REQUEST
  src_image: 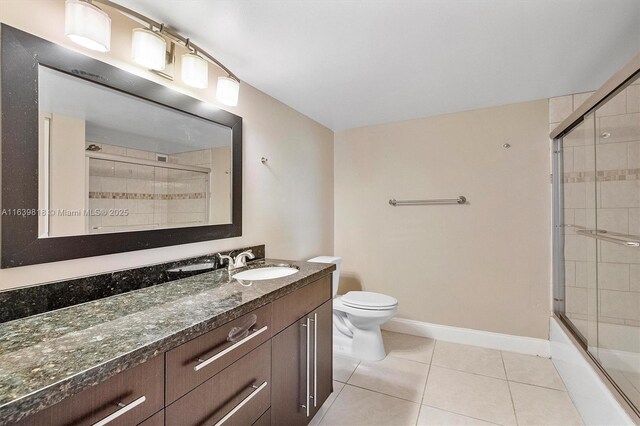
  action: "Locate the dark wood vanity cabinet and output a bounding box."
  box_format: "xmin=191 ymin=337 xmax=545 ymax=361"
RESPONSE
xmin=271 ymin=275 xmax=333 ymax=425
xmin=14 ymin=273 xmax=333 ymax=426
xmin=16 ymin=355 xmax=164 ymax=426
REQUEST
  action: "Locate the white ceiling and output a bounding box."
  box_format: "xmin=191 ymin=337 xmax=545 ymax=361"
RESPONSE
xmin=116 ymin=0 xmax=640 ymax=131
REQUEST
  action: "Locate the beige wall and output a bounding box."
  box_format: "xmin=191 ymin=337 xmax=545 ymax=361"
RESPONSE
xmin=0 ymin=0 xmax=334 ymax=290
xmin=335 ymin=100 xmax=551 ymax=339
xmin=48 ymin=114 xmax=87 ymax=236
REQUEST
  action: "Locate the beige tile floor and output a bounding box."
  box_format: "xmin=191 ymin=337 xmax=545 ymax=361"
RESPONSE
xmin=311 ymin=331 xmax=584 ymax=426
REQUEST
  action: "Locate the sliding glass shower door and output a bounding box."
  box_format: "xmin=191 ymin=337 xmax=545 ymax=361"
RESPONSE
xmin=556 ymin=73 xmax=640 ymax=412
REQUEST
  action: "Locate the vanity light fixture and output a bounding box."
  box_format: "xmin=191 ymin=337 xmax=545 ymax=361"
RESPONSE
xmin=64 ymin=0 xmax=111 ymax=52
xmin=64 ymin=0 xmax=241 ymax=104
xmin=131 ymin=28 xmax=167 ymax=71
xmin=182 ymin=52 xmax=209 ymax=89
xmin=132 ymin=28 xmax=167 ymax=71
xmin=216 ymin=76 xmax=240 ymax=107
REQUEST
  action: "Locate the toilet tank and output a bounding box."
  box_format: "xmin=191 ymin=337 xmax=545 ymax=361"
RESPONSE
xmin=307 ymin=256 xmax=342 ymax=297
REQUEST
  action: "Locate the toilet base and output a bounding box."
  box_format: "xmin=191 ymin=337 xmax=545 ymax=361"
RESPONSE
xmin=333 ymin=323 xmax=387 ymax=361
xmin=351 ymin=326 xmax=386 ymax=361
xmin=333 ymin=329 xmax=353 ymax=356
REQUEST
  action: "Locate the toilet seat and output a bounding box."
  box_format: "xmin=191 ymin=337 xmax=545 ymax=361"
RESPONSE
xmin=341 ymin=291 xmax=398 ymax=310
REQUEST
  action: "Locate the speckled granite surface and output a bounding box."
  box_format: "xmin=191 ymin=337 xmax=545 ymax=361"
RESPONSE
xmin=0 ymin=245 xmax=265 ymax=323
xmin=0 ymin=259 xmax=335 ymax=424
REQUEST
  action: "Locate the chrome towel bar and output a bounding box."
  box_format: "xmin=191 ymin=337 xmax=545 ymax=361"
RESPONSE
xmin=389 ymin=196 xmax=466 ymax=206
xmin=576 ymin=229 xmax=640 ymax=248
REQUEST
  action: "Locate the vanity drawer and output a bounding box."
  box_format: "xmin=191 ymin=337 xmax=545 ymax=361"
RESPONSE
xmin=253 ymin=408 xmax=271 ymax=426
xmin=272 ymin=274 xmax=332 ymax=333
xmin=166 ymin=341 xmax=271 ymax=426
xmin=17 ymin=355 xmax=164 ymax=426
xmin=138 ymin=410 xmax=164 ymax=426
xmin=165 ymin=303 xmax=272 ymax=403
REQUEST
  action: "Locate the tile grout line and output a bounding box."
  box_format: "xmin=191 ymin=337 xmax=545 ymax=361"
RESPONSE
xmin=343 ymin=382 xmax=424 ymax=405
xmin=420 ymin=339 xmax=511 ymax=426
xmin=345 ymin=359 xmax=360 ymax=383
xmin=313 ymin=382 xmax=347 ymax=425
xmin=500 ymin=350 xmax=520 ymax=426
xmin=430 ymin=363 xmax=508 ymax=381
xmin=419 ymin=403 xmax=504 ymax=426
xmin=414 ymin=340 xmax=437 ymax=425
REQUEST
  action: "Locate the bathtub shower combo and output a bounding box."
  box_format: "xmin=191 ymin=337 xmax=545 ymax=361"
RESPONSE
xmin=553 ymin=62 xmax=640 ymax=416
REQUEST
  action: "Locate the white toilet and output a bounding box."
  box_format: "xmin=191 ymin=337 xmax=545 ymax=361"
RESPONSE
xmin=308 ymin=256 xmax=398 ymax=361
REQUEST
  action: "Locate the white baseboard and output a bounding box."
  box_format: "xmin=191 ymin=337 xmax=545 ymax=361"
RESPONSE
xmin=381 ymin=317 xmax=551 ymax=357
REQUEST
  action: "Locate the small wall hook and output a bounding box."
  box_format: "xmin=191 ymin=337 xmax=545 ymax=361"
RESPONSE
xmin=261 ymin=157 xmax=268 ymax=164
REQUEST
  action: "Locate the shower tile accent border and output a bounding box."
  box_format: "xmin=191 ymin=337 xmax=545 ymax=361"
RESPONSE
xmin=88 ymin=191 xmax=207 ymax=200
xmin=0 ymin=245 xmax=265 ymax=324
xmin=564 ymin=168 xmax=640 ymax=183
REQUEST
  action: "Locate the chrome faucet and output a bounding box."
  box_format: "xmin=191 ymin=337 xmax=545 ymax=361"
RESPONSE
xmin=217 ymin=254 xmax=234 ymax=271
xmin=233 ymin=250 xmax=255 ymax=268
xmin=217 ymin=250 xmax=255 ymax=271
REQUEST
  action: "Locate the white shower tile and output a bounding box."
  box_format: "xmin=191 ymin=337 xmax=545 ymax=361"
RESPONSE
xmin=598 ymin=262 xmax=630 ymax=291
xmin=549 ymin=95 xmax=573 ymax=123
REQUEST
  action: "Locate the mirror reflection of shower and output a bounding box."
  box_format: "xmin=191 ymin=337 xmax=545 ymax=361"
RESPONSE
xmin=38 ymin=66 xmax=233 ymax=238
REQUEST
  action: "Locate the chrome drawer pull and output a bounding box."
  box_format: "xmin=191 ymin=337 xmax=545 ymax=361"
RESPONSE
xmin=92 ymin=395 xmax=146 ymax=426
xmin=213 ymin=381 xmax=268 ymax=426
xmin=194 ymin=326 xmax=268 ymax=371
xmin=313 ymin=312 xmax=318 ymax=408
xmin=301 ymin=317 xmax=311 ymax=417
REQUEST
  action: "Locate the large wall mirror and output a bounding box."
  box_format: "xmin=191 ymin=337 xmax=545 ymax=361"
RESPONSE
xmin=1 ymin=25 xmax=242 ymax=268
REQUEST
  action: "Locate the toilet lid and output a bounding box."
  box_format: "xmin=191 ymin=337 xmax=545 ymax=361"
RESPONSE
xmin=341 ymin=291 xmax=398 ymax=309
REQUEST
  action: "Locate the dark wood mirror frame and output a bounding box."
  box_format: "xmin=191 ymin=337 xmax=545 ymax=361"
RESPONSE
xmin=0 ymin=25 xmax=242 ymax=268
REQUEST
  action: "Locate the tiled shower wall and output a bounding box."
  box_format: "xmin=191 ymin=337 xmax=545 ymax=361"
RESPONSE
xmin=87 ymin=143 xmax=209 ymax=233
xmin=170 ymin=149 xmax=215 ymax=226
xmin=551 ymin=77 xmax=640 ymax=330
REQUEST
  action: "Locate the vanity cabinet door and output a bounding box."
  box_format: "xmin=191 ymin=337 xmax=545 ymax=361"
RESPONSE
xmin=309 ymin=299 xmax=333 ymax=420
xmin=271 ymin=318 xmax=310 ymax=426
xmin=271 ymin=299 xmax=333 ymax=426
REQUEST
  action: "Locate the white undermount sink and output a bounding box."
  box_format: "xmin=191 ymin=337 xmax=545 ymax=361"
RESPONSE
xmin=233 ymin=266 xmax=299 ymax=281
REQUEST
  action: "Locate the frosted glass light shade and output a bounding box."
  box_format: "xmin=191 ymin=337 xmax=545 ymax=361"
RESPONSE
xmin=181 ymin=53 xmax=209 ymax=88
xmin=216 ymin=76 xmax=240 ymax=106
xmin=131 ymin=28 xmax=166 ymax=71
xmin=65 ymin=0 xmax=111 ymax=52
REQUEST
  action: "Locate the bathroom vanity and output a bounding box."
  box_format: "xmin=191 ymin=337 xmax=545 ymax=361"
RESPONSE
xmin=0 ymin=25 xmax=335 ymax=426
xmin=0 ymin=258 xmax=335 ymax=426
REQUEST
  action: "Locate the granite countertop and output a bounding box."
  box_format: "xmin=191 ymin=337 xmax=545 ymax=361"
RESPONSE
xmin=0 ymin=259 xmax=335 ymax=424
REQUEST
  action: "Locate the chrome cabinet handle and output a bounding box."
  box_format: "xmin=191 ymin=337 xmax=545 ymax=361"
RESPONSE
xmin=213 ymin=381 xmax=268 ymax=426
xmin=576 ymin=229 xmax=640 ymax=247
xmin=92 ymin=395 xmax=146 ymax=426
xmin=313 ymin=312 xmax=318 ymax=408
xmin=301 ymin=317 xmax=311 ymax=417
xmin=194 ymin=326 xmax=268 ymax=371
